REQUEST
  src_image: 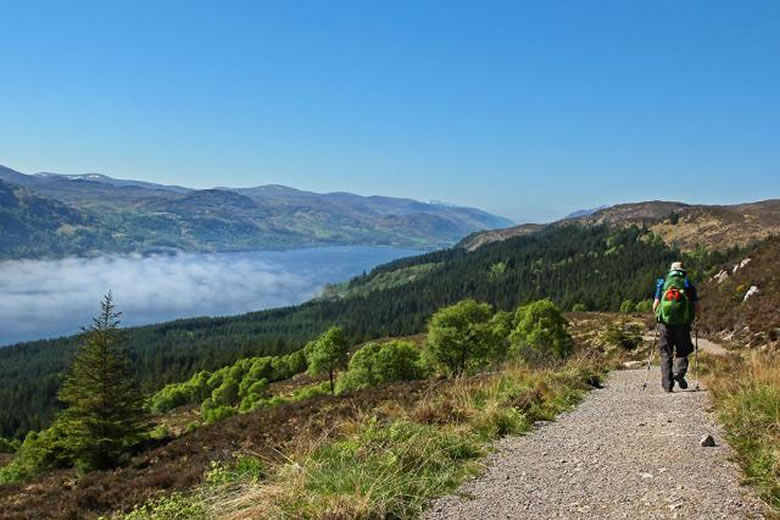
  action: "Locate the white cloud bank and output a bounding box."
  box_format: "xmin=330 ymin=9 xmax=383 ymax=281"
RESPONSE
xmin=0 ymin=247 xmax=418 ymax=346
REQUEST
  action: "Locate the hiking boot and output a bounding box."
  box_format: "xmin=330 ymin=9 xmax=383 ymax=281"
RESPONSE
xmin=674 ymin=373 xmax=688 ymax=390
xmin=664 ymin=387 xmax=674 ymax=393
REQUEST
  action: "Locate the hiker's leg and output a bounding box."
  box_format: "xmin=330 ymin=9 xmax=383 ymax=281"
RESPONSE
xmin=658 ymin=324 xmax=674 ymax=391
xmin=673 ymin=326 xmax=693 ymax=377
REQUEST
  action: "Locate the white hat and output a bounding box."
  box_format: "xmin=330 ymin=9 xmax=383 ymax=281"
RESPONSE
xmin=670 ymin=261 xmax=685 ymax=272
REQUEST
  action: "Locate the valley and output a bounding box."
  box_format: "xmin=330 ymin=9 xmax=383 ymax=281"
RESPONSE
xmin=0 ymin=196 xmax=777 ymax=519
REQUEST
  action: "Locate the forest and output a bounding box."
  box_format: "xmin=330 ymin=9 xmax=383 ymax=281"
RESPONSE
xmin=0 ymin=223 xmax=735 ymax=438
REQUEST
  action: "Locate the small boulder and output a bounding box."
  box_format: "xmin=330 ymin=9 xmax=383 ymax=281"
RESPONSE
xmin=700 ymin=434 xmax=716 ymax=447
xmin=743 ymin=285 xmax=759 ymax=302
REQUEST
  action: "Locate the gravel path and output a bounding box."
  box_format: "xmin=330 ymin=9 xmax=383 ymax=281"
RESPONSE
xmin=425 ymin=367 xmax=770 ymax=520
xmin=642 ymin=333 xmax=729 ymax=356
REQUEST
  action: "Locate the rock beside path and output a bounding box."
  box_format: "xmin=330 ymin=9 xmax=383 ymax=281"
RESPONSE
xmin=425 ymin=368 xmax=769 ymax=520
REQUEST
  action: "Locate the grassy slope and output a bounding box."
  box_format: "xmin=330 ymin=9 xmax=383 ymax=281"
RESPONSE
xmin=113 ymin=361 xmax=608 ymax=520
xmin=0 ymin=314 xmax=621 ymax=520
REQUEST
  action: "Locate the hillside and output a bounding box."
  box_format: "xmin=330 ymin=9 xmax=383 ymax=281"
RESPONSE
xmin=0 ymin=223 xmax=684 ymax=438
xmin=698 ymin=235 xmax=780 ymax=348
xmin=0 ymin=165 xmax=513 ymax=258
xmin=459 ymin=199 xmax=780 ymax=252
xmin=0 ymin=180 xmax=122 ymax=259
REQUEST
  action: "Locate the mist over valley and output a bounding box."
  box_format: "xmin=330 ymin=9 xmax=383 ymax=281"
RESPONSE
xmin=0 ymin=246 xmax=420 ymax=346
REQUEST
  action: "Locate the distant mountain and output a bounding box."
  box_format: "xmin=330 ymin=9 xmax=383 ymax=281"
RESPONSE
xmin=459 ymin=200 xmax=780 ymax=252
xmin=564 ymin=205 xmax=609 ymax=219
xmin=0 ymin=165 xmax=513 ymax=259
xmin=34 ymin=172 xmax=190 ymax=193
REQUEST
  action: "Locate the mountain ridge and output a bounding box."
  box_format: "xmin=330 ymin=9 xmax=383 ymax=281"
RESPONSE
xmin=0 ymin=165 xmax=514 ymax=259
xmin=459 ymin=199 xmax=780 ymax=252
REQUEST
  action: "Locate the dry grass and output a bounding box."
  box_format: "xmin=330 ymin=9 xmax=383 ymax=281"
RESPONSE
xmin=705 ymin=352 xmax=780 ymax=515
xmin=199 ymin=360 xmax=604 ymax=520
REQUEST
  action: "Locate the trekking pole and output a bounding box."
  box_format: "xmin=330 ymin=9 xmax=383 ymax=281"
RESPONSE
xmin=642 ymin=323 xmax=658 ymax=391
xmin=693 ymin=322 xmax=700 ymax=391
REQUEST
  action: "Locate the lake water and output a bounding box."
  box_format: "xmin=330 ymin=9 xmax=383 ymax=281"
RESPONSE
xmin=0 ymin=246 xmax=422 ymax=346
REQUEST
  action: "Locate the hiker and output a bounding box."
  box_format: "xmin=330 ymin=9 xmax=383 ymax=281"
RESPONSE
xmin=653 ymin=261 xmax=700 ymax=392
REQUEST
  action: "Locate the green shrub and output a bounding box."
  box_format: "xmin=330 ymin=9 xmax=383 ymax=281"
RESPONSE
xmin=239 ymin=379 xmax=270 ymax=412
xmin=634 ymin=299 xmax=653 ymax=312
xmin=290 ymin=381 xmax=331 ymax=402
xmin=0 ymin=419 xmax=72 ymax=484
xmin=571 ymin=303 xmax=587 ymax=312
xmin=148 ymin=349 xmax=311 ymax=415
xmin=0 ymin=437 xmax=20 ymax=454
xmin=425 ymin=299 xmax=502 ymax=377
xmin=620 ymin=299 xmax=635 ymax=313
xmin=510 ymin=299 xmax=573 ymax=364
xmin=202 ymin=406 xmax=236 ymax=425
xmin=211 ymin=378 xmax=239 ymax=407
xmin=338 ymin=341 xmax=424 ymax=394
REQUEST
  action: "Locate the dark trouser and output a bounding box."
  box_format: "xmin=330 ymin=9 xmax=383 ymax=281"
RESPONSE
xmin=658 ymin=323 xmax=694 ymax=390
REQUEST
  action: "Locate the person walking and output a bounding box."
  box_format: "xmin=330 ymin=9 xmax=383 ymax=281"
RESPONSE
xmin=653 ymin=261 xmax=700 ymax=392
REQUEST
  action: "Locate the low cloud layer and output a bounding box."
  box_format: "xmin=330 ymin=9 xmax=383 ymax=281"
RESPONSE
xmin=0 ymin=247 xmax=418 ymax=346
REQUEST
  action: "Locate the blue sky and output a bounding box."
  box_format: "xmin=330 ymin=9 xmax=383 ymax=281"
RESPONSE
xmin=1 ymin=0 xmax=778 ymax=222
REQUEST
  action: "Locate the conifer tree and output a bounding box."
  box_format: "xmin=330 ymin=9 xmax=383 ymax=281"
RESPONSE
xmin=58 ymin=293 xmax=146 ymax=470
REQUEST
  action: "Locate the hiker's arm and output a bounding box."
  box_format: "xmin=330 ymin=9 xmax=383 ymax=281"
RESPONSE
xmin=652 ymin=298 xmax=660 ymax=313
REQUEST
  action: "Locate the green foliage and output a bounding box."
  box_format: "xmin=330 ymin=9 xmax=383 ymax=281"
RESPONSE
xmin=0 ymin=437 xmax=20 ymax=454
xmin=425 ymin=299 xmax=502 ymax=377
xmin=211 ymin=378 xmax=239 ymax=407
xmin=634 ymin=299 xmax=653 ymax=312
xmin=571 ymin=303 xmax=588 ymax=312
xmin=149 ymin=350 xmax=308 ymax=415
xmin=337 ymin=341 xmax=424 ymax=394
xmin=149 ymin=425 xmax=171 ymax=441
xmin=510 ymin=299 xmax=573 ymax=364
xmin=305 ymin=326 xmax=349 ymax=394
xmin=121 ymin=491 xmax=207 ymax=520
xmin=0 ymin=419 xmax=72 ymax=484
xmin=204 ymin=455 xmax=265 ymax=486
xmin=201 ymin=404 xmax=236 ymax=425
xmin=239 ymin=379 xmax=270 ymax=412
xmin=620 ymin=299 xmax=635 ymax=313
xmin=58 ymin=294 xmax=147 ymax=471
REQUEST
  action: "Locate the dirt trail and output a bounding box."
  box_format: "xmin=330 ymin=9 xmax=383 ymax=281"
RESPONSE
xmin=426 ymin=364 xmax=769 ymax=519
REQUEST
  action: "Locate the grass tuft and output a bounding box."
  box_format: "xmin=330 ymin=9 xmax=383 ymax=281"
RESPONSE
xmin=706 ymin=352 xmax=780 ymax=515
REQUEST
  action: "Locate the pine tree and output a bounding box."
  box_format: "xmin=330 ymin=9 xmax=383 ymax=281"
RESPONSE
xmin=58 ymin=293 xmax=147 ymax=470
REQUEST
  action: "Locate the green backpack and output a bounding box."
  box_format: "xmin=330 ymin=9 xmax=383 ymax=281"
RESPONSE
xmin=656 ymin=272 xmax=694 ymax=326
